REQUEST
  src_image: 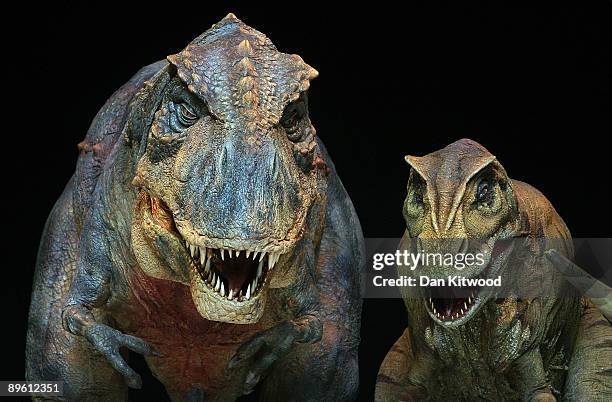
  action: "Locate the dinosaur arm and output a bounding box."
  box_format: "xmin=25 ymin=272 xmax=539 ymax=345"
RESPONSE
xmin=61 ymin=206 xmax=158 ymax=389
xmin=291 ymin=313 xmax=323 ymax=343
xmin=62 ymin=219 xmax=113 ymax=332
xmin=376 ymin=328 xmax=434 ymax=401
xmin=514 ymin=348 xmax=557 ymax=402
xmin=228 ymin=288 xmax=323 ymax=369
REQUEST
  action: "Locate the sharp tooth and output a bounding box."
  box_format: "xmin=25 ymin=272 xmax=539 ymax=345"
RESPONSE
xmin=204 ymin=257 xmax=211 ymax=275
xmin=433 ymin=307 xmax=437 ymax=315
xmin=220 ymin=281 xmax=225 ymax=296
xmin=252 ymin=277 xmax=258 ymax=291
xmin=229 ymin=289 xmax=234 ymax=300
xmin=269 ymin=253 xmax=277 ymax=269
xmin=229 ymin=249 xmax=233 ymax=258
xmin=252 ymin=251 xmax=258 ymax=260
xmin=246 ymin=250 xmax=251 ymax=258
xmin=200 ymin=250 xmax=206 ymax=266
xmin=214 ymin=277 xmax=221 ymax=292
xmin=257 ymin=259 xmax=264 ymax=279
xmin=246 ymin=284 xmax=251 ymax=300
xmin=189 ymin=244 xmax=196 ymax=257
xmin=464 ymin=302 xmax=468 ymax=310
xmin=259 ymin=252 xmax=265 ymax=262
xmin=468 ymin=296 xmax=473 ymax=304
xmin=236 ymin=250 xmax=240 ymax=257
xmin=460 ymin=308 xmax=464 ymax=315
xmin=221 ymin=249 xmax=225 ymax=261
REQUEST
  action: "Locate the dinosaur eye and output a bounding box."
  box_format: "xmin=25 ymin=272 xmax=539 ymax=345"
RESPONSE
xmin=404 ymin=173 xmax=426 ymax=220
xmin=475 ymin=178 xmax=494 ymax=206
xmin=409 ymin=174 xmax=426 ymax=204
xmin=413 ymin=185 xmax=425 ymax=205
xmin=281 ymin=98 xmax=306 ymax=141
xmin=177 ymin=103 xmax=199 ymax=127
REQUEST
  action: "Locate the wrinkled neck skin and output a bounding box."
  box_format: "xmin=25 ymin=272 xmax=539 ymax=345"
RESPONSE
xmin=77 ymin=136 xmax=328 ymax=324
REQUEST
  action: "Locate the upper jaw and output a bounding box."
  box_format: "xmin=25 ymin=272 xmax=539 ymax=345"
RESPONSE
xmin=174 ymin=217 xmax=304 ymax=256
xmin=183 ymin=239 xmax=283 ymax=303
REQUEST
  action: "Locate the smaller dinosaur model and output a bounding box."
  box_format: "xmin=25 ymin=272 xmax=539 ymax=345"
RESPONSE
xmin=376 ymin=139 xmax=611 ymax=401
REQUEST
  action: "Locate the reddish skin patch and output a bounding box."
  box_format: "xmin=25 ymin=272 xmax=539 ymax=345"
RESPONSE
xmin=113 ymin=269 xmax=270 ymax=396
xmin=312 ymin=155 xmax=330 ymax=175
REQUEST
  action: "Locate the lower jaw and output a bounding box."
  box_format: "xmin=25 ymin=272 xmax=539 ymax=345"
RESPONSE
xmin=426 ymin=291 xmax=487 ymax=327
xmin=189 ymin=262 xmax=268 ymax=324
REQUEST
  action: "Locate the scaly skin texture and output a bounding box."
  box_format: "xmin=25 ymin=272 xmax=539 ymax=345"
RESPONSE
xmin=26 ymin=14 xmax=364 ymax=401
xmin=376 ymin=139 xmax=611 ymax=401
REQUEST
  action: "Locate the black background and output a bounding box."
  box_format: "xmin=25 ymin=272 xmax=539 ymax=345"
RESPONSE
xmin=5 ymin=2 xmax=611 ymax=401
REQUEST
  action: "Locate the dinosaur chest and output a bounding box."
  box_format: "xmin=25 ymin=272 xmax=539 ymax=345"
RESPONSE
xmin=423 ymin=320 xmax=529 ymax=400
xmin=432 ymin=366 xmax=519 ymax=401
xmin=109 ymin=270 xmax=274 ymax=394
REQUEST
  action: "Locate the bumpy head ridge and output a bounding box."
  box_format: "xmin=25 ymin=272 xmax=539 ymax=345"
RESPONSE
xmin=167 ymin=13 xmax=318 ymax=134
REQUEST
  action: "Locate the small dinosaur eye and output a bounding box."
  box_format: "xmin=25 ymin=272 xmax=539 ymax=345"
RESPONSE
xmin=413 ymin=186 xmax=425 ymax=205
xmin=476 ymin=179 xmax=494 ymax=206
xmin=177 ymin=103 xmax=199 ymax=126
xmin=281 ymin=98 xmax=306 ymax=141
xmin=284 ymin=109 xmax=299 ymax=132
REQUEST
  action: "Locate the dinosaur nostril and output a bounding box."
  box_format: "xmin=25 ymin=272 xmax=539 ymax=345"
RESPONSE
xmin=272 ymin=152 xmax=279 ymax=181
xmin=218 ymin=144 xmax=227 ymax=170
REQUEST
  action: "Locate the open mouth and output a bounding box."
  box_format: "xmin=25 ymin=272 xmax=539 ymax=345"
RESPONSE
xmin=422 ymin=239 xmax=516 ymax=326
xmin=426 ymin=287 xmax=480 ymax=323
xmin=184 ymin=241 xmax=282 ymax=302
xmin=138 ymin=191 xmax=301 ymax=323
xmin=141 ymin=192 xmax=286 ymax=303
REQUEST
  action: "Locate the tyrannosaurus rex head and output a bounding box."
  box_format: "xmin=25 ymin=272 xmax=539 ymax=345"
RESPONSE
xmin=401 ymin=139 xmax=519 ymax=327
xmin=125 ymin=14 xmax=323 ymax=324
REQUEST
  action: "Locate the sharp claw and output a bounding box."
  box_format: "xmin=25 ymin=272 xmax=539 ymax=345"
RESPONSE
xmin=245 ymin=371 xmax=260 ymax=389
xmin=228 ymin=355 xmax=241 ymax=369
xmin=126 ymin=374 xmax=142 ymax=389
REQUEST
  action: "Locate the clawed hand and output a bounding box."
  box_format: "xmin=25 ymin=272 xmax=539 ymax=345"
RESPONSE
xmin=83 ymin=323 xmax=160 ymax=389
xmin=228 ymin=321 xmax=299 ymax=394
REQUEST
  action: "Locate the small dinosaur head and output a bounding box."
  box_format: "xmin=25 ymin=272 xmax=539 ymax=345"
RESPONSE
xmin=126 ymin=14 xmax=323 ymax=324
xmin=402 ymin=139 xmax=519 ymax=327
